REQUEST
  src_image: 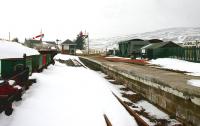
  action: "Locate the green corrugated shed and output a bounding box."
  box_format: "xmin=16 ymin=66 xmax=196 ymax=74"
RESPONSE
xmin=141 ymin=41 xmax=182 ymax=59
xmin=119 ymin=39 xmax=149 ymax=57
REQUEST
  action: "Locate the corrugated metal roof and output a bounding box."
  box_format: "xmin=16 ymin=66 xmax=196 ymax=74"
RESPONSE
xmin=118 ymin=39 xmax=144 ymax=44
xmin=141 ymin=44 xmax=153 ymax=49
xmin=119 ymin=39 xmax=149 ymax=45
xmin=148 ymin=39 xmax=163 ymax=43
xmin=141 ymin=41 xmax=179 ymax=49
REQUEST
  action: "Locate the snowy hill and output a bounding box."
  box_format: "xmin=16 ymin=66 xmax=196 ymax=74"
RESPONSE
xmin=90 ymin=27 xmax=200 ymax=50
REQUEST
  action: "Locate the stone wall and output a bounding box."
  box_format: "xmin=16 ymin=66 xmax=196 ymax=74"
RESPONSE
xmin=80 ymin=57 xmax=200 ymax=126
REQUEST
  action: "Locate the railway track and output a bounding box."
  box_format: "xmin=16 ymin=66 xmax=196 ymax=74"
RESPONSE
xmin=104 ymin=114 xmax=112 ymax=126
xmin=112 ymin=92 xmax=149 ymax=126
xmin=56 ymin=58 xmax=87 ymax=68
xmin=103 ymin=92 xmax=149 ymax=126
xmin=100 ymin=71 xmax=183 ymax=126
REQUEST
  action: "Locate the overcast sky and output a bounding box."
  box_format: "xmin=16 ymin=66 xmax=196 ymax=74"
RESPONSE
xmin=0 ymin=0 xmax=200 ymax=42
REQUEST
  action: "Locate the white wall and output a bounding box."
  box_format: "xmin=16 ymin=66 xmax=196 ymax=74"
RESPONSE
xmin=63 ymin=45 xmax=69 ymax=50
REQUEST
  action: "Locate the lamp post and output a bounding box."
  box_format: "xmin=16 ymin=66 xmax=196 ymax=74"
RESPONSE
xmin=56 ymin=39 xmax=61 ymax=51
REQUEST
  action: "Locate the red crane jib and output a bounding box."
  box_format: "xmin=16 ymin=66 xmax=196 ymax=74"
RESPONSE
xmin=33 ymin=34 xmax=44 ymax=39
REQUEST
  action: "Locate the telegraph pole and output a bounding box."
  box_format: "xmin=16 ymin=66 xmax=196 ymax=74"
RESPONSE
xmin=9 ymin=32 xmax=10 ymax=41
xmin=87 ymin=32 xmax=89 ymax=55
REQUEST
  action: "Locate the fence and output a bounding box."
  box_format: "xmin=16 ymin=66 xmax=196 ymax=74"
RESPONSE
xmin=153 ymin=47 xmax=200 ymax=62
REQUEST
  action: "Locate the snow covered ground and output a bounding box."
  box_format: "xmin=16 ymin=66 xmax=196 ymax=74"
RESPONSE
xmin=0 ymin=54 xmax=137 ymax=126
xmin=0 ymin=40 xmax=39 ymax=59
xmin=187 ymin=79 xmax=200 ymax=87
xmin=149 ymin=58 xmax=200 ymax=88
xmin=149 ymin=58 xmax=200 ymax=76
xmin=134 ymin=100 xmax=169 ymax=119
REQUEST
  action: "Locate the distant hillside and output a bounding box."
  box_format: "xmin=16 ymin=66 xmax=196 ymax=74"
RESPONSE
xmin=90 ymin=27 xmax=200 ymax=49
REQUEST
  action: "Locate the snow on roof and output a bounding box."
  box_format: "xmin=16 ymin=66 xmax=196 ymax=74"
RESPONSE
xmin=0 ymin=40 xmax=39 ymax=59
xmin=142 ymin=41 xmax=181 ymax=50
xmin=141 ymin=44 xmax=152 ymax=49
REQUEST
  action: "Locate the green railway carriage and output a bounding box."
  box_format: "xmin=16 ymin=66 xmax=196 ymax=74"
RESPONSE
xmin=26 ymin=57 xmax=32 ymax=75
xmin=0 ymin=51 xmax=57 ymax=79
xmin=32 ymin=53 xmax=53 ymax=72
xmin=0 ymin=57 xmax=32 ymax=79
xmin=31 ymin=55 xmax=43 ymax=72
xmin=31 ymin=55 xmax=38 ymax=72
xmin=46 ymin=54 xmax=51 ymax=65
xmin=39 ymin=50 xmax=57 ymax=64
xmin=42 ymin=54 xmax=47 ymax=67
xmin=38 ymin=55 xmax=43 ymax=70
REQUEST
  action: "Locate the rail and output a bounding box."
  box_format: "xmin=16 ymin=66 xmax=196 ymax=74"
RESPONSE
xmin=112 ymin=92 xmax=149 ymax=126
xmin=103 ymin=114 xmax=112 ymax=126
